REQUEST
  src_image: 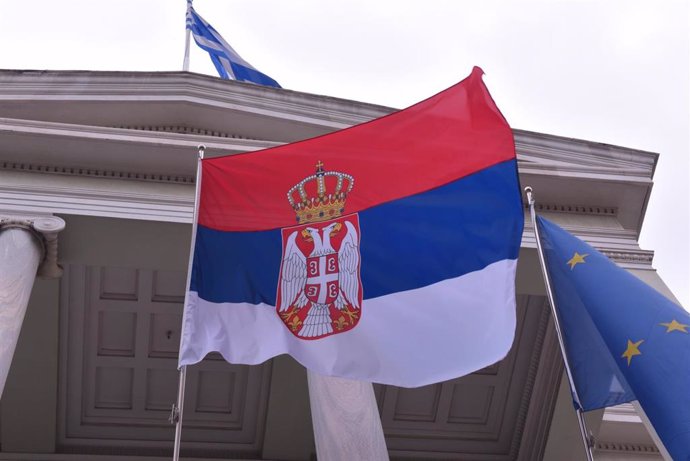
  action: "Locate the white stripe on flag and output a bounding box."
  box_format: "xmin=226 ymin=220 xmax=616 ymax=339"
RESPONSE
xmin=179 ymin=258 xmax=517 ymax=387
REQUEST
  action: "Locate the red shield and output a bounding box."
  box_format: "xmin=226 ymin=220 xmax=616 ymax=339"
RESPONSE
xmin=276 ymin=213 xmax=362 ymax=340
xmin=305 ymin=253 xmax=340 ymax=304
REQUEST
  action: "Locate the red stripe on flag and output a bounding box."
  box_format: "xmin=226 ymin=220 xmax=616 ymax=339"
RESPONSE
xmin=199 ymin=67 xmax=515 ymax=232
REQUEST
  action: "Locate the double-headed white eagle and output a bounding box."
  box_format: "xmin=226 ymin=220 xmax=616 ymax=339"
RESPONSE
xmin=279 ymin=220 xmax=360 ymax=338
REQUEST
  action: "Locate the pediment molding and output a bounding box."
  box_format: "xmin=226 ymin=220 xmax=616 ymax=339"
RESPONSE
xmin=2 ymin=159 xmax=196 ymax=185
xmin=0 ymin=116 xmax=657 ymax=187
xmin=114 ymin=124 xmax=258 ymax=140
xmin=595 ymin=441 xmax=660 ymax=454
xmin=0 ymin=116 xmax=278 ymax=154
xmin=0 ymin=70 xmax=658 ymax=261
xmin=0 ymin=70 xmax=392 ymax=135
xmin=530 ymin=202 xmax=618 ymax=217
xmin=0 ymin=170 xmax=193 ymax=223
xmin=522 ymin=223 xmax=654 ymax=268
xmin=0 ymin=70 xmax=658 ymax=181
xmin=515 ymin=130 xmax=657 ymax=182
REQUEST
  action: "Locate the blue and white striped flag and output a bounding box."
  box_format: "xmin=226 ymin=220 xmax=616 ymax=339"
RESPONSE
xmin=185 ymin=2 xmax=281 ymax=88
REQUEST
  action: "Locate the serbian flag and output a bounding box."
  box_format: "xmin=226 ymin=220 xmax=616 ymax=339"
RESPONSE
xmin=178 ymin=67 xmax=523 ymax=387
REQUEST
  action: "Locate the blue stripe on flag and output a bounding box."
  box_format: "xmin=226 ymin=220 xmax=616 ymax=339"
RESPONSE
xmin=230 ymin=62 xmax=284 ymax=88
xmin=191 ymin=159 xmax=521 ymax=304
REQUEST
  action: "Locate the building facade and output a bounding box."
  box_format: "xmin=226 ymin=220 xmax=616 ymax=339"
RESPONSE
xmin=0 ymin=70 xmax=675 ymax=460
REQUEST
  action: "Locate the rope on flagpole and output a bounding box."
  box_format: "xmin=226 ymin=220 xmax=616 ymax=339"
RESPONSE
xmin=525 ymin=186 xmax=596 ymax=461
xmin=170 ymin=144 xmax=205 ymax=461
xmin=183 ymin=0 xmax=192 ymax=71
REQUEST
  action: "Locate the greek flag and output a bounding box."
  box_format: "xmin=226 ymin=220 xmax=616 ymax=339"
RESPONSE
xmin=185 ymin=2 xmax=281 ymax=88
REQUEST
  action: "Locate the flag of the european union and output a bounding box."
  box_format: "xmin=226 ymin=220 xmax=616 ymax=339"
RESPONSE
xmin=537 ymin=216 xmax=690 ymax=459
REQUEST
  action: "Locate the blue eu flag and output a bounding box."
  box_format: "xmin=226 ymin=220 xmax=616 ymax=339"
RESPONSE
xmin=537 ymin=216 xmax=690 ymax=459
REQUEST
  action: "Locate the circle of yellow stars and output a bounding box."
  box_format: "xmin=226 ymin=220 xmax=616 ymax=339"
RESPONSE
xmin=621 ymin=320 xmax=688 ymax=366
xmin=566 ymin=250 xmax=689 ymax=367
xmin=567 ymin=251 xmax=588 ymax=269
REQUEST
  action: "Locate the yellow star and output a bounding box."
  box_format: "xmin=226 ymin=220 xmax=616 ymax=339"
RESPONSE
xmin=622 ymin=339 xmax=644 ymax=366
xmin=659 ymin=319 xmax=689 ymax=333
xmin=567 ymin=252 xmax=589 ymax=269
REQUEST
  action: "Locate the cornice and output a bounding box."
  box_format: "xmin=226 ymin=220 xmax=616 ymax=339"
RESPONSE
xmin=595 ymin=441 xmax=660 ymax=454
xmin=522 ymin=222 xmax=655 ymax=268
xmin=114 ymin=124 xmax=258 ymax=140
xmin=530 ymin=202 xmax=617 ymax=217
xmin=1 ymin=160 xmax=195 ymax=185
xmin=0 ymin=170 xmax=193 ymax=223
xmin=0 ymin=116 xmax=658 ymax=186
xmin=0 ymin=70 xmax=658 ymax=245
xmin=0 ymin=70 xmax=660 ymax=178
xmin=602 ymin=251 xmax=654 ymax=265
xmin=0 ymin=70 xmax=392 ymax=129
xmin=0 ymin=117 xmax=278 ymax=154
xmin=515 ymin=130 xmax=657 ymax=180
xmin=603 ymin=403 xmax=641 ymax=422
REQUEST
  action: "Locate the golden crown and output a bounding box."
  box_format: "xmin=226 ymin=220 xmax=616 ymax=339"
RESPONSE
xmin=287 ymin=161 xmax=354 ymax=224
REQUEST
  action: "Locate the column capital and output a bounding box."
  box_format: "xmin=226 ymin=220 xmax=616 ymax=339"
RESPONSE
xmin=0 ymin=213 xmax=66 ymax=278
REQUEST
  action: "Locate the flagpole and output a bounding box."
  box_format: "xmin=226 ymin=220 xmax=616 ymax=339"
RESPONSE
xmin=525 ymin=186 xmax=596 ymax=461
xmin=170 ymin=144 xmax=205 ymax=461
xmin=183 ymin=0 xmax=192 ymax=71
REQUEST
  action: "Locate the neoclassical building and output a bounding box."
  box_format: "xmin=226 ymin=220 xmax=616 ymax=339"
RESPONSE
xmin=0 ymin=70 xmax=676 ymax=460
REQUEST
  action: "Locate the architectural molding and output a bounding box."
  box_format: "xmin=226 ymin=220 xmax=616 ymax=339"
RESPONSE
xmin=594 ymin=403 xmax=665 ymax=459
xmin=1 ymin=159 xmax=196 ymax=185
xmin=0 ymin=76 xmax=658 ymax=237
xmin=115 ymin=124 xmax=257 ymax=140
xmin=0 ymin=116 xmax=657 ymax=179
xmin=603 ymin=403 xmax=642 ymax=423
xmin=0 ymin=116 xmax=278 ymax=172
xmin=529 ymin=202 xmax=617 ymax=217
xmin=601 ymin=251 xmax=654 ymax=265
xmin=596 ymin=441 xmax=660 ymax=454
xmin=0 ymin=70 xmax=392 ymax=135
xmin=0 ymin=116 xmax=280 ymax=151
xmin=515 ymin=299 xmax=563 ymax=460
xmin=0 ymin=172 xmax=193 ymax=223
xmin=515 ymin=130 xmax=657 ymax=182
xmin=522 ymin=224 xmax=655 ymax=269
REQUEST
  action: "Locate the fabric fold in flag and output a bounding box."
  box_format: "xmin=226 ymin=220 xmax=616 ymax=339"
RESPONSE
xmin=537 ymin=216 xmax=690 ymax=459
xmin=186 ymin=3 xmax=280 ymax=87
xmin=179 ymin=67 xmax=523 ymax=388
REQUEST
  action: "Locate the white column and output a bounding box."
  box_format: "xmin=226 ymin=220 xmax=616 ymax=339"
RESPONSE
xmin=307 ymin=370 xmax=389 ymax=461
xmin=0 ymin=215 xmax=65 ymax=398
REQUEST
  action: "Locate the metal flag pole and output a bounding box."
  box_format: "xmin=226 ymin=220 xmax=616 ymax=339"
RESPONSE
xmin=183 ymin=0 xmax=192 ymax=71
xmin=525 ymin=186 xmax=595 ymax=461
xmin=170 ymin=144 xmax=205 ymax=461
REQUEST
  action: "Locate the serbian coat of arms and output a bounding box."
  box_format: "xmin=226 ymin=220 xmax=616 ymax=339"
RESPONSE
xmin=276 ymin=161 xmax=363 ymax=339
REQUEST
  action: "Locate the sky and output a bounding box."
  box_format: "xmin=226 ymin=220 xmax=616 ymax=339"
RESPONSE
xmin=0 ymin=0 xmax=688 ymax=306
